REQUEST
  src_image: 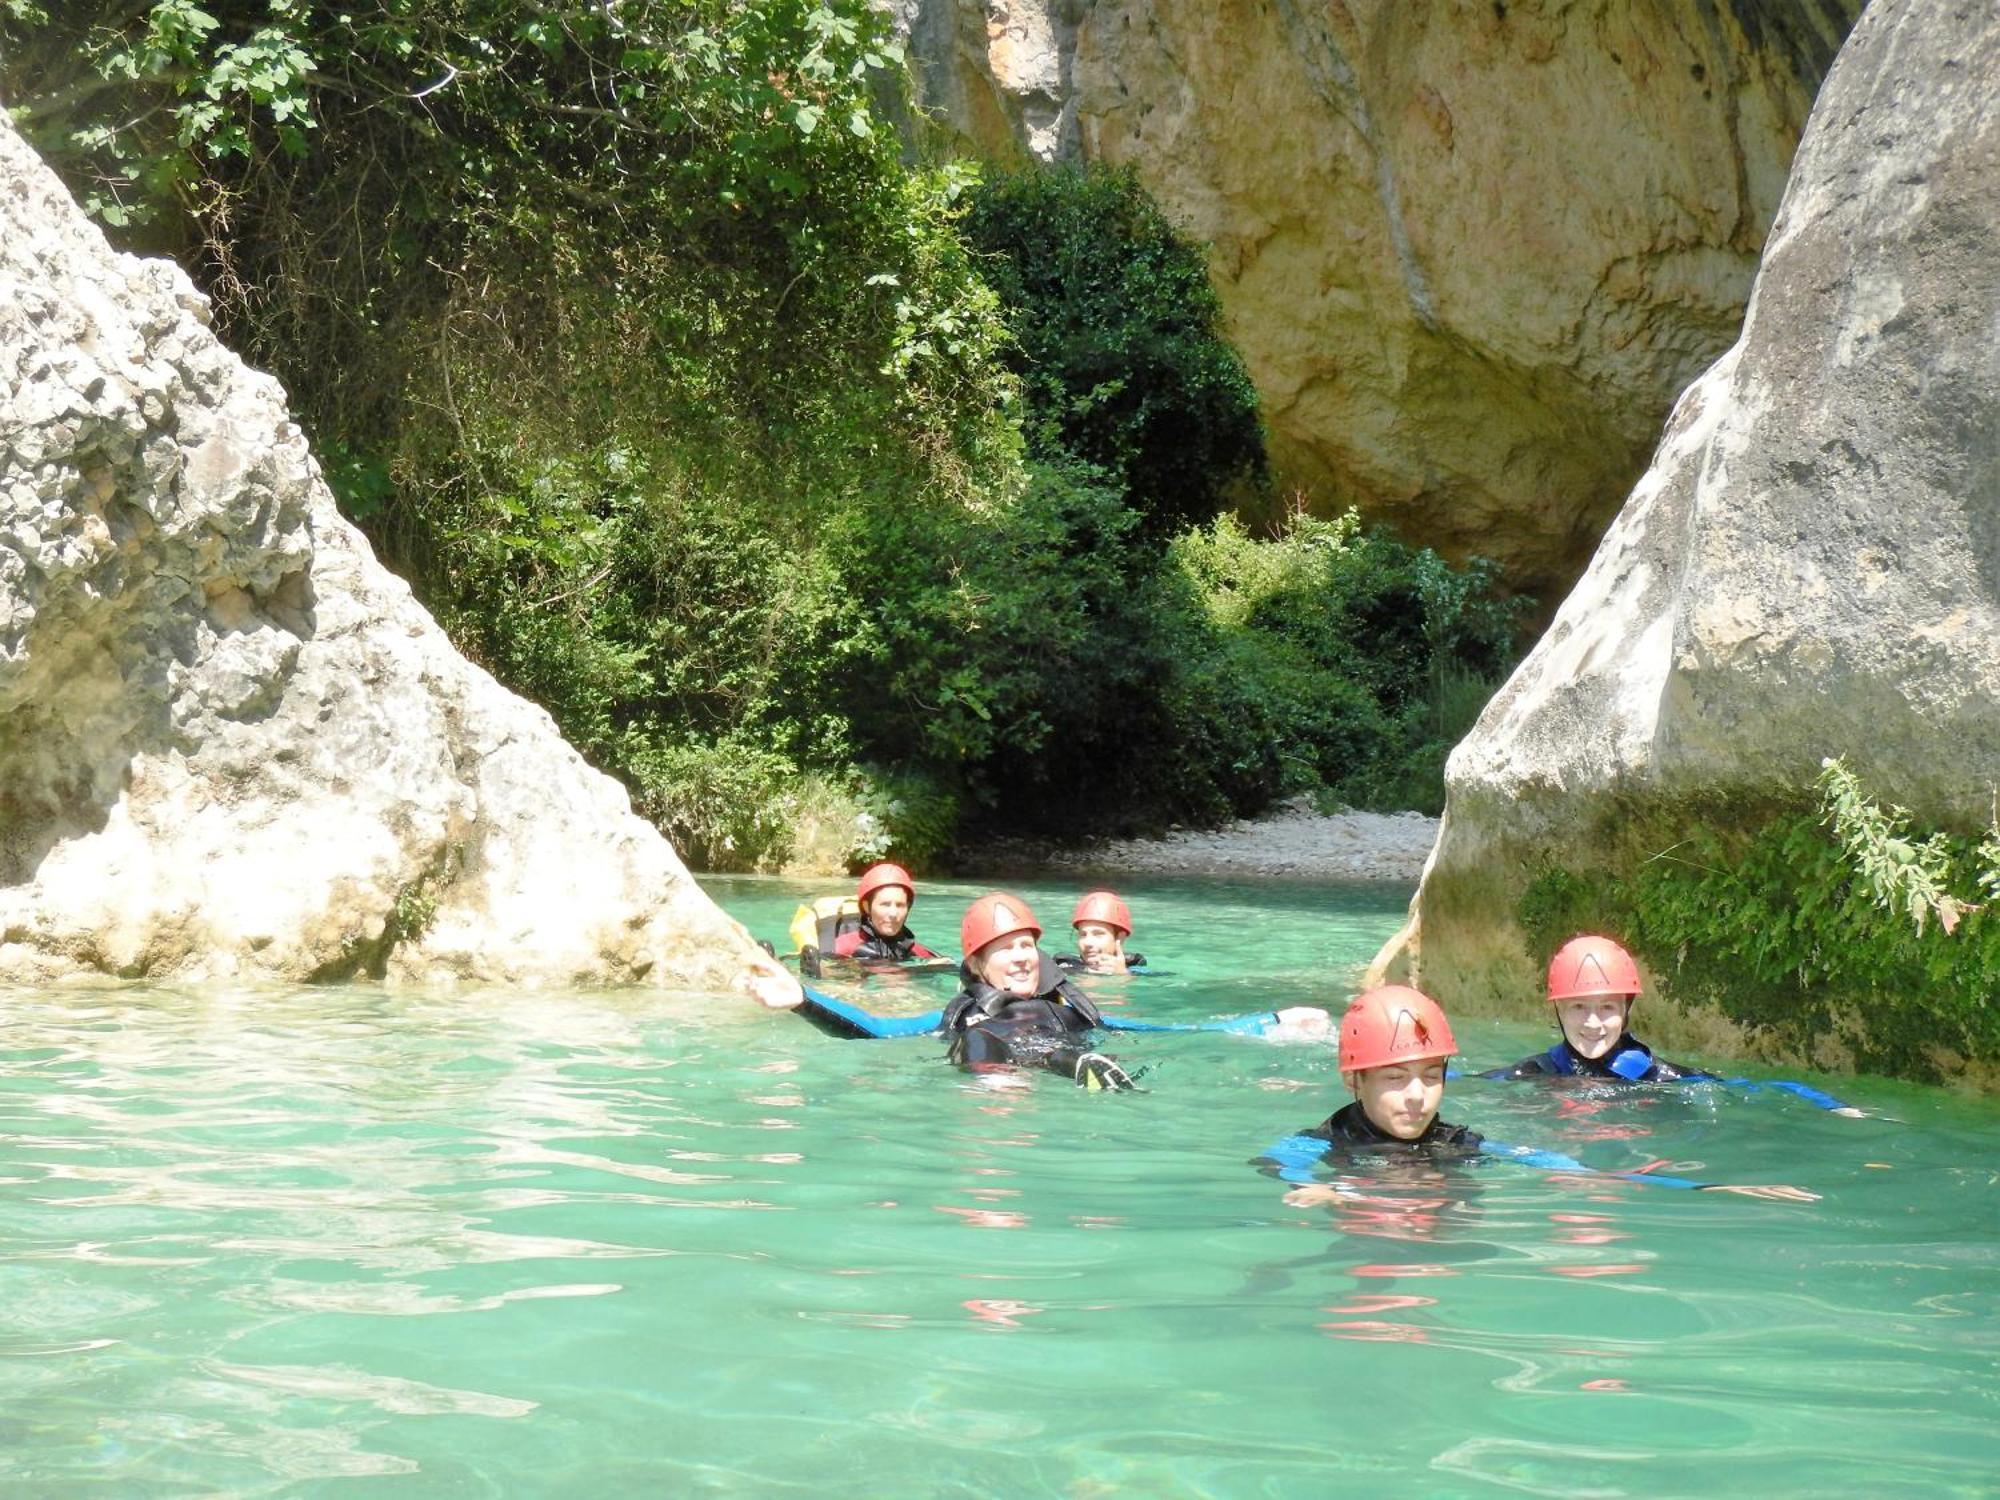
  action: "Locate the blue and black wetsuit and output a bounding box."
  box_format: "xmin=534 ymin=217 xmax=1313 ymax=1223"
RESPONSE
xmin=1265 ymin=1102 xmax=1486 ymax=1175
xmin=788 ymin=953 xmax=1305 ymax=1088
xmin=1261 ymin=1102 xmax=1720 ymax=1191
xmin=1480 ymin=1035 xmax=1705 ymax=1084
xmin=1477 ymin=1035 xmax=1856 ymax=1112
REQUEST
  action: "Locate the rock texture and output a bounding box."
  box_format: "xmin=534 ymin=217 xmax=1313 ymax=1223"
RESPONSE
xmin=1380 ymin=0 xmax=2000 ymax=1048
xmin=893 ymin=0 xmax=1859 ymax=595
xmin=0 ymin=116 xmax=758 ymax=988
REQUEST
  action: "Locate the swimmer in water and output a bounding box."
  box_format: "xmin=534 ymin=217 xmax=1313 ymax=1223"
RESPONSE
xmin=1055 ymin=889 xmax=1145 ymax=975
xmin=1261 ymin=986 xmax=1820 ymax=1202
xmin=741 ymin=891 xmax=1332 ymax=1089
xmin=1478 ymin=934 xmax=1864 ymax=1114
xmin=831 ymin=862 xmax=940 ymax=964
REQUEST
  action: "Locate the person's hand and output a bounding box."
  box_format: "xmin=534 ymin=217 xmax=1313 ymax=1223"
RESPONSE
xmin=1268 ymin=1006 xmax=1333 ymax=1042
xmin=1283 ymin=1184 xmax=1344 ymax=1208
xmin=1703 ymin=1183 xmax=1820 ymax=1203
xmin=739 ymin=952 xmax=805 ymax=1010
xmin=1831 ymin=1106 xmax=1868 ymax=1119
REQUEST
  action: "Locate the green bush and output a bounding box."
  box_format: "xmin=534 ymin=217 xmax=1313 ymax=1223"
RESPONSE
xmin=964 ymin=163 xmax=1266 ymax=537
xmin=1166 ymin=512 xmax=1522 ymax=815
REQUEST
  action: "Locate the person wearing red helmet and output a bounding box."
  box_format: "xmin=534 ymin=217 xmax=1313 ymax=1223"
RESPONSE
xmin=1478 ymin=935 xmax=1704 ymax=1083
xmin=1477 ymin=934 xmax=1866 ymax=1114
xmin=740 ymin=890 xmax=1333 ymax=1086
xmin=1261 ymin=986 xmax=1819 ymax=1201
xmin=1055 ymin=890 xmax=1146 ymax=976
xmin=831 ymin=862 xmax=940 ymax=965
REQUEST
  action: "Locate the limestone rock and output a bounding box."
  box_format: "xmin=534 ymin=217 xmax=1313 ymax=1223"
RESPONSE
xmin=1385 ymin=0 xmax=2000 ymax=1054
xmin=892 ymin=0 xmax=1858 ymax=594
xmin=0 ymin=116 xmax=758 ymax=988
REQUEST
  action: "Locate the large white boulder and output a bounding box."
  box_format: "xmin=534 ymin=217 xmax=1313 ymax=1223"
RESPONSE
xmin=0 ymin=115 xmax=758 ymax=988
xmin=1385 ymin=0 xmax=2000 ymax=1058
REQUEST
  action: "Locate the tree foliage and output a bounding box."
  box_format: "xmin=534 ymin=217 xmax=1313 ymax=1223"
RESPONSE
xmin=964 ymin=164 xmax=1266 ymax=538
xmin=4 ymin=4 xmax=1522 ymax=868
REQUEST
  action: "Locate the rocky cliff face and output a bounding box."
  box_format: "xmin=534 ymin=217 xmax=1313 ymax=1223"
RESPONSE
xmin=0 ymin=117 xmax=757 ymax=988
xmin=1382 ymin=0 xmax=2000 ymax=1066
xmin=892 ymin=0 xmax=1858 ymax=594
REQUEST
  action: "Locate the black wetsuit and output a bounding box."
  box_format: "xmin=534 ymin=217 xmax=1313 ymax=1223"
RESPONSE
xmin=1479 ymin=1035 xmax=1706 ymax=1084
xmin=941 ymin=954 xmax=1130 ymax=1086
xmin=832 ymin=920 xmax=938 ymax=964
xmin=1298 ymin=1103 xmax=1485 ymax=1164
xmin=1265 ymin=1105 xmax=1727 ymax=1191
xmin=1053 ymin=951 xmax=1147 ymax=974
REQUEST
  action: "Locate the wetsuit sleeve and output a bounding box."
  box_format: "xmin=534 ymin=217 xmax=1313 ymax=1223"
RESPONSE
xmin=1257 ymin=1133 xmax=1334 ymax=1185
xmin=1477 ymin=1138 xmax=1708 ymax=1190
xmin=1098 ymin=1012 xmax=1283 ymax=1037
xmin=793 ymin=986 xmax=943 ymax=1040
xmin=910 ymin=942 xmax=940 ymax=959
xmin=1705 ymin=1074 xmax=1859 ymax=1111
xmin=830 ymin=930 xmax=864 ymax=958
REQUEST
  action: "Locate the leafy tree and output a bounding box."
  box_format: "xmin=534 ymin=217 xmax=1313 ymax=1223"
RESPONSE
xmin=964 ymin=163 xmax=1266 ymax=538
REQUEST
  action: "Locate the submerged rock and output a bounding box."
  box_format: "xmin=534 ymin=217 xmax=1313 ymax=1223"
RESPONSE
xmin=890 ymin=0 xmax=1858 ymax=594
xmin=0 ymin=117 xmax=757 ymax=988
xmin=1384 ymin=0 xmax=2000 ymax=1072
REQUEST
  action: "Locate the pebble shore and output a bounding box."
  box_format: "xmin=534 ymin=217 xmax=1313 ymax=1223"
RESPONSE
xmin=1014 ymin=800 xmax=1440 ymax=884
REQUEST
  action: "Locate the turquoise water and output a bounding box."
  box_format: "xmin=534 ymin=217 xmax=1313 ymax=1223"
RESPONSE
xmin=2 ymin=874 xmax=1994 ymax=1496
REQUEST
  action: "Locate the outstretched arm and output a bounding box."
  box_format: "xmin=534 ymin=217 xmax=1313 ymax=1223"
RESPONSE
xmin=1478 ymin=1139 xmax=1819 ymax=1201
xmin=1255 ymin=1133 xmax=1335 ymax=1186
xmin=738 ymin=953 xmax=941 ymax=1039
xmin=1712 ymin=1075 xmax=1868 ymax=1117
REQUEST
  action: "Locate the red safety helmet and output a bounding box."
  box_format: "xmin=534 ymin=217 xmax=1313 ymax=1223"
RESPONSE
xmin=1338 ymin=985 xmax=1458 ymax=1073
xmin=856 ymin=862 xmax=914 ymax=910
xmin=1070 ymin=890 xmax=1132 ymax=936
xmin=960 ymin=892 xmax=1041 ymax=957
xmin=1546 ymin=935 xmax=1642 ymax=1003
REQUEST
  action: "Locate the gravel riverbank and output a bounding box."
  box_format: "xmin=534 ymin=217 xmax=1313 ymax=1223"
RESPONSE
xmin=980 ymin=800 xmax=1440 ymax=884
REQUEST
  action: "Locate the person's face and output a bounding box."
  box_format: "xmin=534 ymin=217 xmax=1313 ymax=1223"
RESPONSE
xmin=1349 ymin=1059 xmax=1447 ymax=1140
xmin=975 ymin=931 xmax=1041 ymax=996
xmin=1555 ymin=995 xmax=1632 ymax=1060
xmin=1073 ymin=920 xmax=1126 ymax=971
xmin=865 ymin=886 xmax=910 ymax=937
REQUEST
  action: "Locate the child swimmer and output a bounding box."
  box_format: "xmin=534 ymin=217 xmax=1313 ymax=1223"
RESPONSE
xmin=1480 ymin=934 xmax=1864 ymax=1115
xmin=832 ymin=862 xmax=941 ymax=964
xmin=1055 ymin=890 xmax=1148 ymax=975
xmin=1263 ymin=986 xmax=1819 ymax=1203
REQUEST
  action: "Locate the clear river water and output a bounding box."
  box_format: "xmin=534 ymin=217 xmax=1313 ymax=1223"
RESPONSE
xmin=2 ymin=873 xmax=1994 ymax=1496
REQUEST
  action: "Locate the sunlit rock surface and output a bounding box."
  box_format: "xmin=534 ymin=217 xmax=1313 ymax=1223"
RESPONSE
xmin=1384 ymin=0 xmax=2000 ymax=1060
xmin=891 ymin=0 xmax=1858 ymax=594
xmin=0 ymin=116 xmax=756 ymax=987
